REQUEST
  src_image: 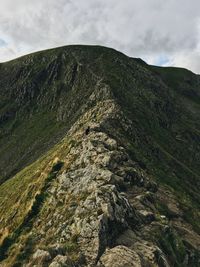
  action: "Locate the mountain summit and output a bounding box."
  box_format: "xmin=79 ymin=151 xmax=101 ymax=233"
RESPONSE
xmin=0 ymin=45 xmax=199 ymax=266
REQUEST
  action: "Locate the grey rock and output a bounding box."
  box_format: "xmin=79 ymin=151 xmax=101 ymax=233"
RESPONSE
xmin=32 ymin=249 xmax=51 ymax=265
xmin=49 ymin=255 xmax=68 ymax=267
xmin=97 ymin=245 xmax=141 ymax=267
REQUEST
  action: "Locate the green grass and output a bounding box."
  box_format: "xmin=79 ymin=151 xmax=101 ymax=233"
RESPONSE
xmin=0 ymin=161 xmax=63 ymax=261
xmin=158 ymin=228 xmax=186 ymax=267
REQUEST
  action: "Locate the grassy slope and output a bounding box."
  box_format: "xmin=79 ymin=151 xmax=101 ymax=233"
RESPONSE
xmin=0 ymin=134 xmax=77 ymax=265
xmin=0 ymin=45 xmax=106 ymax=184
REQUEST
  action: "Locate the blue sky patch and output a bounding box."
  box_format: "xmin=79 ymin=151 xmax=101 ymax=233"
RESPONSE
xmin=0 ymin=38 xmax=7 ymax=47
xmin=155 ymin=55 xmax=170 ymax=66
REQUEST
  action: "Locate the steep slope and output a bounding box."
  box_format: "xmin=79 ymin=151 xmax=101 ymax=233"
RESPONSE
xmin=0 ymin=45 xmax=199 ymax=267
xmin=0 ymin=46 xmax=111 ymax=184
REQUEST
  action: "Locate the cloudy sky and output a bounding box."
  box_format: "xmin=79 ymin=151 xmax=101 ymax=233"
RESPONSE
xmin=0 ymin=0 xmax=200 ymax=73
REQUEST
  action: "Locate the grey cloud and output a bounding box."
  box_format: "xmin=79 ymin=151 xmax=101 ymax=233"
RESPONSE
xmin=0 ymin=0 xmax=200 ymax=73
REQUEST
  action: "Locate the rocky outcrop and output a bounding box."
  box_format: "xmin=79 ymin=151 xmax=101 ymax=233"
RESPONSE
xmin=6 ymin=100 xmax=194 ymax=267
xmin=31 ymin=249 xmax=51 ymax=266
xmin=97 ymin=246 xmax=142 ymax=267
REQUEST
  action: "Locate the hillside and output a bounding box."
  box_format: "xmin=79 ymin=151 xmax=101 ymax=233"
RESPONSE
xmin=0 ymin=45 xmax=199 ymax=267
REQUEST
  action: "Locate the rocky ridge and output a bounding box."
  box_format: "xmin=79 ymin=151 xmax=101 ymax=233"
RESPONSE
xmin=0 ymin=45 xmax=199 ymax=266
xmin=1 ymin=98 xmax=198 ymax=267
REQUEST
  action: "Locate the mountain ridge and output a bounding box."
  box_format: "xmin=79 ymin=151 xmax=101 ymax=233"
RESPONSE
xmin=0 ymin=45 xmax=199 ymax=266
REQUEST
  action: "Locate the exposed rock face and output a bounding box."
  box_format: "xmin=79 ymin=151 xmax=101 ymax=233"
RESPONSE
xmin=97 ymin=246 xmax=142 ymax=267
xmin=0 ymin=45 xmax=200 ymax=266
xmin=49 ymin=255 xmax=69 ymax=267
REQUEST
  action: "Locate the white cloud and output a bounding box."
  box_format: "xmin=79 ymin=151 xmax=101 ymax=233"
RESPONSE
xmin=168 ymin=51 xmax=200 ymax=73
xmin=0 ymin=0 xmax=200 ymax=73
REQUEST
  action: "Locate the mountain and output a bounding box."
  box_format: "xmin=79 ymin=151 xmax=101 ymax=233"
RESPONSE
xmin=0 ymin=45 xmax=199 ymax=267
